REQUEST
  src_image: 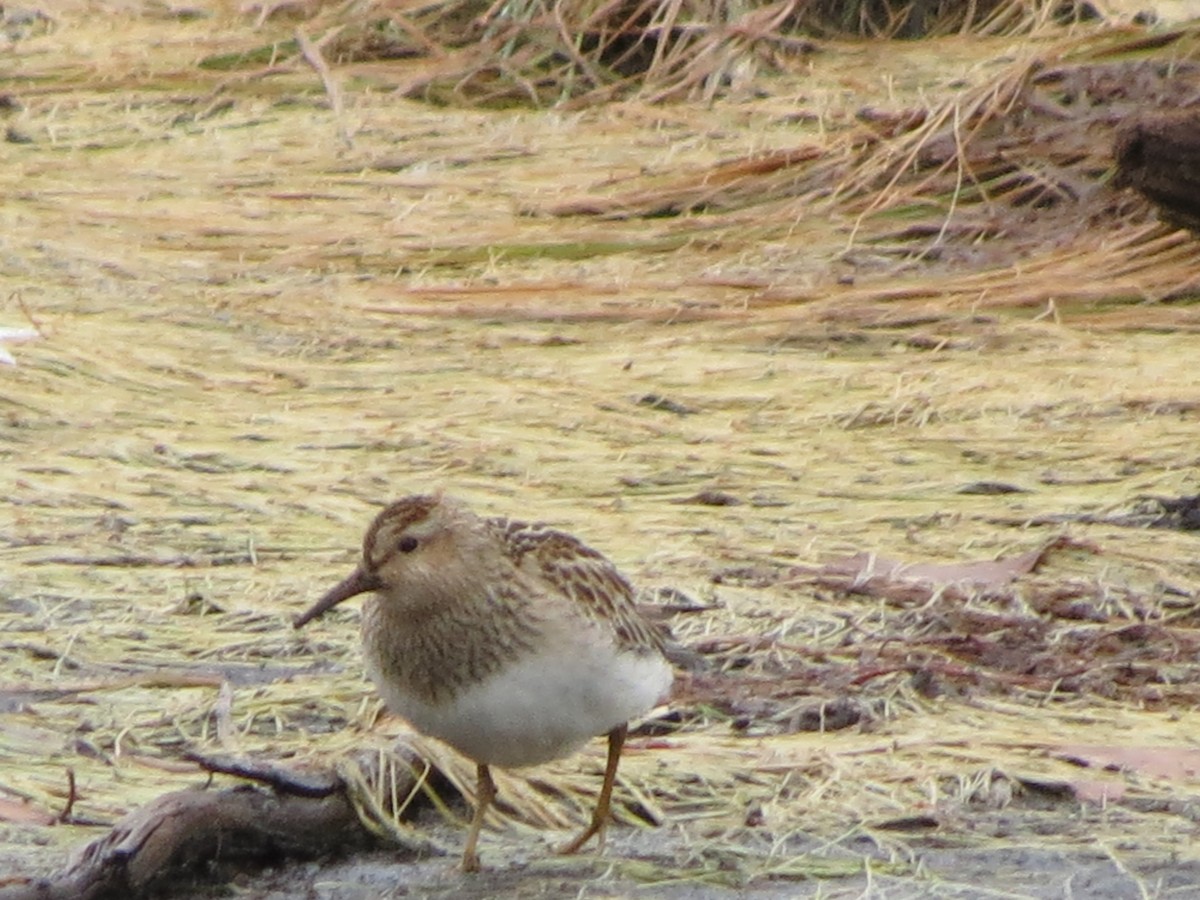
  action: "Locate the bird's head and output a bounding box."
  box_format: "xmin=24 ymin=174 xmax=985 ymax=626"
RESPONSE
xmin=293 ymin=493 xmax=482 ymax=628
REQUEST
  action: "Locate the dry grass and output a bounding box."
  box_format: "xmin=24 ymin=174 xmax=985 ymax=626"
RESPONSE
xmin=2 ymin=0 xmax=1200 ymax=891
xmin=248 ymin=0 xmax=1123 ymax=107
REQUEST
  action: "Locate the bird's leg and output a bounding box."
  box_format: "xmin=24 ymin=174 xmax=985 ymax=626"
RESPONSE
xmin=462 ymin=763 xmax=496 ymax=873
xmin=559 ymin=723 xmax=627 ymax=855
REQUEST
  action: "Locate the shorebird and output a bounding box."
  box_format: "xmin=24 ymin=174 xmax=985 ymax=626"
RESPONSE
xmin=294 ymin=493 xmax=672 ymax=871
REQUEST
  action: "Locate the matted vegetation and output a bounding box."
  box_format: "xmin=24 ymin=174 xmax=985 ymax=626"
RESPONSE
xmin=2 ymin=0 xmax=1199 ymax=896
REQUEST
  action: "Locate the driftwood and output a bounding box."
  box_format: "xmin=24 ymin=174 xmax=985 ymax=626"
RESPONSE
xmin=1114 ymin=109 xmax=1200 ymax=234
xmin=0 ymin=750 xmax=434 ymax=900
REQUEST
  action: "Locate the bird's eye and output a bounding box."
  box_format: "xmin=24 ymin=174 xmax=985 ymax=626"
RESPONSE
xmin=398 ymin=535 xmax=419 ymax=553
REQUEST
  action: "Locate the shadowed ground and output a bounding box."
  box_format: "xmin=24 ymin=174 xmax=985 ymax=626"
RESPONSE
xmin=2 ymin=3 xmax=1200 ymax=898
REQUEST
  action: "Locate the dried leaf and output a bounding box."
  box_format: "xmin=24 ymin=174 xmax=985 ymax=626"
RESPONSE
xmin=1054 ymin=744 xmax=1200 ymax=782
xmin=0 ymin=796 xmax=56 ymax=826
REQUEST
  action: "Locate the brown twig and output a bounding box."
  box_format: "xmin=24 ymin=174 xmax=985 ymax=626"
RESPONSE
xmin=0 ymin=750 xmax=431 ymax=900
xmin=56 ymin=770 xmax=76 ymax=825
xmin=181 ymin=750 xmax=341 ymax=798
xmin=295 ymin=27 xmax=352 ymax=148
xmin=12 ymin=291 xmax=45 ymax=337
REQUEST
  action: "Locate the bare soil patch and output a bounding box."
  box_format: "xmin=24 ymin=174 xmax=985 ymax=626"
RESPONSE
xmin=2 ymin=3 xmax=1200 ymax=898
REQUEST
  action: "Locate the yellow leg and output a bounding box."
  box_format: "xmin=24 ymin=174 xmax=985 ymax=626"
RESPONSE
xmin=461 ymin=763 xmax=495 ymax=873
xmin=559 ymin=724 xmax=627 ymax=855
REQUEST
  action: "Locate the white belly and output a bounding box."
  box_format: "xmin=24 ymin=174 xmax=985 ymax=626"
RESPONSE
xmin=367 ymin=643 xmax=672 ymax=768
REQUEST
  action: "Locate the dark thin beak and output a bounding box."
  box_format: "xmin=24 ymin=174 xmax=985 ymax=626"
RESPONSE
xmin=293 ymin=566 xmax=382 ymax=629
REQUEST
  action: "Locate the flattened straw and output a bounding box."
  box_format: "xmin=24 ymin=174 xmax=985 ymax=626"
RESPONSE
xmin=335 ymin=750 xmax=443 ymax=852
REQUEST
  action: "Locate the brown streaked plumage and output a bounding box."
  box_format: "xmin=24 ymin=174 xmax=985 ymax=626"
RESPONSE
xmin=294 ymin=493 xmax=672 ymax=872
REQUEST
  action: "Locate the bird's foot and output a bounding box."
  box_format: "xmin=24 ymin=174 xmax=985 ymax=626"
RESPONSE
xmin=557 ymin=818 xmax=607 ymax=856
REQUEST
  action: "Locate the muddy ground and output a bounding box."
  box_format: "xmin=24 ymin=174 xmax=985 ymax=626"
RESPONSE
xmin=3 ymin=3 xmax=1200 ymax=898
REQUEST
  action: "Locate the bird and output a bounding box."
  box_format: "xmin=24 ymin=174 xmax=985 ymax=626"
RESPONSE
xmin=293 ymin=493 xmax=673 ymax=872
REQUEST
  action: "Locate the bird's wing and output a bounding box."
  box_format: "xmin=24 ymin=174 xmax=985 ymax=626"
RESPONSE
xmin=490 ymin=517 xmax=666 ymax=656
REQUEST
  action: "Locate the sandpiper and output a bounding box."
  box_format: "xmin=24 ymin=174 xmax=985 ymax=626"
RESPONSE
xmin=294 ymin=493 xmax=672 ymax=871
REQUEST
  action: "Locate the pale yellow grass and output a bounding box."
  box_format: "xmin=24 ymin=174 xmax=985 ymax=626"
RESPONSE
xmin=2 ymin=0 xmax=1199 ymax=885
